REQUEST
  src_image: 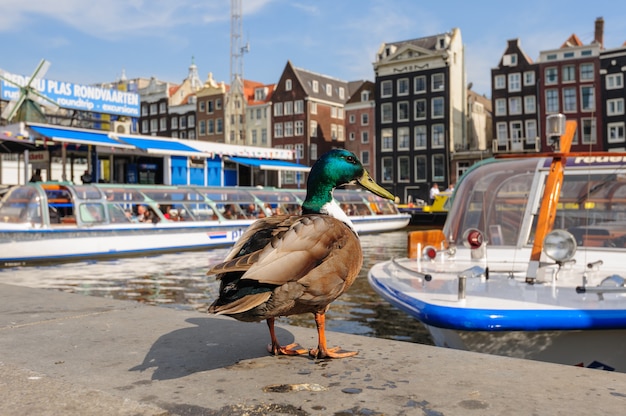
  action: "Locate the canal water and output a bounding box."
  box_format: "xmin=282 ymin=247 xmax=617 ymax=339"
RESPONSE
xmin=2 ymin=227 xmax=433 ymax=346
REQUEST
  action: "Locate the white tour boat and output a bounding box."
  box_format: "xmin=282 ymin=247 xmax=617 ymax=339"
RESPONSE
xmin=369 ymin=117 xmax=626 ymax=372
xmin=0 ymin=183 xmax=409 ymax=267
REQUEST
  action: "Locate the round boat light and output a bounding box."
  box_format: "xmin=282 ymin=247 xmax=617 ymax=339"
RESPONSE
xmin=422 ymin=245 xmax=437 ymax=260
xmin=462 ymin=228 xmax=484 ymax=249
xmin=543 ymin=229 xmax=577 ymax=262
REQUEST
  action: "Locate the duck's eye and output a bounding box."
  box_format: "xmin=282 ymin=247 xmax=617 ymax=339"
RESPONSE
xmin=345 ymin=156 xmax=356 ymax=164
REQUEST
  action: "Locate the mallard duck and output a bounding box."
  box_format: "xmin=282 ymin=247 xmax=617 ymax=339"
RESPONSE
xmin=208 ymin=149 xmax=395 ymax=358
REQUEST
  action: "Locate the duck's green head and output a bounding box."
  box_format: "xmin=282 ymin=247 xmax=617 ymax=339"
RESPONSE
xmin=302 ymin=149 xmax=395 ymax=214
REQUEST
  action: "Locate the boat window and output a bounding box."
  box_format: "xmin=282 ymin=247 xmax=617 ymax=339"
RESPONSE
xmin=0 ymin=186 xmax=43 ymax=225
xmin=79 ymin=203 xmax=106 ymax=224
xmin=102 ymin=188 xmax=146 ymax=202
xmin=73 ymin=185 xmax=103 ymax=200
xmin=444 ymin=158 xmax=539 ymax=246
xmin=107 ymin=203 xmax=133 ymax=224
xmin=550 ymin=170 xmax=626 ymax=248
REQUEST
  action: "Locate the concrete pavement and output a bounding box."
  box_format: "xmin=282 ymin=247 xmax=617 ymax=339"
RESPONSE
xmin=1 ymin=282 xmax=625 ymax=415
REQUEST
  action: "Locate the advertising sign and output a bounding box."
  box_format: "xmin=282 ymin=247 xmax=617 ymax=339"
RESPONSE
xmin=1 ymin=73 xmax=140 ymax=117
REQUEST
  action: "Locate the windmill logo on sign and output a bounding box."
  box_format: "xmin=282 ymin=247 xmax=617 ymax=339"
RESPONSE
xmin=0 ymin=59 xmax=59 ymax=123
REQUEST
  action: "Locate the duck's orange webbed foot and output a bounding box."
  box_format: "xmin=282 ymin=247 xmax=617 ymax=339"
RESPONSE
xmin=309 ymin=346 xmax=358 ymax=359
xmin=266 ymin=317 xmax=308 ymax=356
xmin=267 ymin=342 xmax=308 ymax=356
xmin=310 ymin=312 xmax=359 ymax=359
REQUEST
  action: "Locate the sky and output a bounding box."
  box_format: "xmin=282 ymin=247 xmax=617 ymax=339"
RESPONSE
xmin=1 ymin=0 xmax=626 ymax=99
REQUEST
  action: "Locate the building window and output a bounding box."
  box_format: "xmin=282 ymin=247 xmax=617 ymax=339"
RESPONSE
xmin=158 ymin=117 xmax=166 ymax=131
xmin=397 ymin=78 xmax=409 ymax=96
xmin=150 ymin=119 xmax=158 ymax=132
xmin=414 ymin=75 xmax=426 ymax=93
xmin=397 ymin=101 xmax=409 ymax=121
xmin=581 ymin=86 xmax=595 ymax=111
xmin=607 ymin=98 xmax=625 ymax=116
xmin=284 ymin=101 xmax=293 ymax=115
xmin=510 ymin=121 xmax=522 ymax=139
xmin=310 ymin=143 xmax=318 ymax=160
xmin=198 ymin=121 xmax=206 ymax=136
xmin=580 ymin=63 xmax=594 ymax=80
xmin=431 ymin=97 xmax=444 ymax=118
xmin=141 ymin=120 xmax=148 ymax=133
xmin=361 ymin=131 xmax=369 ymax=143
xmin=545 ymin=67 xmax=558 ymax=85
xmin=216 ymin=98 xmax=222 ymax=110
xmin=330 ymin=107 xmax=337 ymax=118
xmin=415 ymin=155 xmax=427 ymax=181
xmin=432 ymin=124 xmax=445 ymax=148
xmin=508 ymin=97 xmax=522 ymax=115
xmin=295 ymin=120 xmax=304 ymax=136
xmin=310 ymin=121 xmax=317 ymax=137
xmin=494 ymin=75 xmax=505 ymax=89
xmin=349 ymin=114 xmax=356 ymax=124
xmin=523 ymin=71 xmax=535 ymax=86
xmin=159 ymin=102 xmax=166 ymax=114
xmin=274 ymin=102 xmax=283 ymax=116
xmin=381 ymin=103 xmax=393 ymax=123
xmin=208 ymin=119 xmax=214 ymax=134
xmin=361 ymin=151 xmax=370 ymax=165
xmin=397 ymin=127 xmax=410 ymax=150
xmin=312 ymin=80 xmax=319 ymax=93
xmin=199 ymin=101 xmax=205 ymax=112
xmin=607 ymin=73 xmax=624 ymax=90
xmin=326 ymin=84 xmax=332 ymax=96
xmin=546 ymin=89 xmax=559 ymax=113
xmin=581 ymin=118 xmax=596 ymax=144
xmin=361 ymin=113 xmax=369 ymax=125
xmin=261 ymin=128 xmax=267 ymax=145
xmin=141 ymin=105 xmax=148 ymax=116
xmin=216 ymin=118 xmax=223 ymax=133
xmin=525 ymin=120 xmax=537 ymax=144
xmin=381 ymin=128 xmax=393 ymax=151
xmin=398 ymin=156 xmax=410 ymax=182
xmin=149 ymin=103 xmax=157 ymax=115
xmin=432 ymin=154 xmax=445 ymax=181
xmin=284 ymin=122 xmax=293 ymax=137
xmin=414 ymin=125 xmax=427 ymax=149
xmin=188 ymin=115 xmax=195 ymax=128
xmin=285 ymin=79 xmax=292 ymax=90
xmin=608 ymin=122 xmax=625 ymax=143
xmin=171 ymin=116 xmax=178 ymax=129
xmin=562 ymin=88 xmax=577 ymax=112
xmin=274 ymin=122 xmax=283 ymax=138
xmin=432 ymin=73 xmax=445 ymax=91
xmin=524 ymin=96 xmax=536 ymax=114
xmin=295 ymin=144 xmax=304 ymax=159
xmin=508 ymin=73 xmax=521 ymax=92
xmin=382 ymin=157 xmax=393 ymax=182
xmin=496 ymin=122 xmax=507 ymax=142
xmin=207 ymin=100 xmax=214 ymax=113
xmin=381 ymin=80 xmax=393 ymax=97
xmin=495 ymin=98 xmax=506 ymax=116
xmin=294 ymin=100 xmax=304 ymax=114
xmin=562 ymin=65 xmax=576 ymax=82
xmin=251 ymin=130 xmax=257 ymax=145
xmin=180 ymin=116 xmax=187 ymax=129
xmin=349 ymin=132 xmax=355 ymax=141
xmin=414 ymin=99 xmax=426 ymax=120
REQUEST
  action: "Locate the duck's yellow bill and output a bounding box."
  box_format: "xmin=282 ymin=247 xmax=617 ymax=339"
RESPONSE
xmin=356 ymin=170 xmax=395 ymax=201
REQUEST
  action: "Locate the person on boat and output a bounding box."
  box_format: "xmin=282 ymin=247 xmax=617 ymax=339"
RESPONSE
xmin=137 ymin=205 xmax=159 ymax=223
xmin=29 ymin=169 xmax=42 ymax=182
xmin=81 ymin=170 xmax=92 ymax=184
xmin=429 ymin=183 xmax=440 ymax=203
xmin=446 ymin=183 xmax=455 ymax=192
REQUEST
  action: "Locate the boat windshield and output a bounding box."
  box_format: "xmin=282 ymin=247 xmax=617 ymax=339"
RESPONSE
xmin=0 ymin=186 xmax=43 ymax=226
xmin=444 ymin=157 xmax=626 ymax=248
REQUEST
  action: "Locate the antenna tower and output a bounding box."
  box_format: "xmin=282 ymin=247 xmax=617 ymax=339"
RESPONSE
xmin=228 ymin=0 xmax=248 ymax=144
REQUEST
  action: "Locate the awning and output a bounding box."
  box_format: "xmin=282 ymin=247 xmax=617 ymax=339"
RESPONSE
xmin=118 ymin=136 xmax=204 ymax=158
xmin=30 ymin=125 xmax=134 ymax=149
xmin=227 ymin=156 xmax=311 ymax=172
